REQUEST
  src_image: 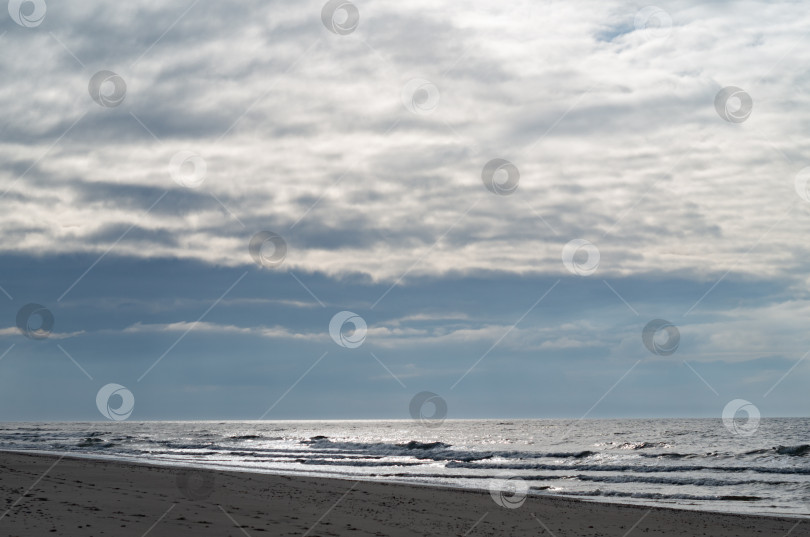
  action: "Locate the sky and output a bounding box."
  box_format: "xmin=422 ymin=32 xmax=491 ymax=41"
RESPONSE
xmin=1 ymin=0 xmax=809 ymax=421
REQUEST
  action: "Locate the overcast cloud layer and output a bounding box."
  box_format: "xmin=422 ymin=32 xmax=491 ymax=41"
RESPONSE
xmin=1 ymin=0 xmax=809 ymax=420
xmin=3 ymin=0 xmax=810 ymax=280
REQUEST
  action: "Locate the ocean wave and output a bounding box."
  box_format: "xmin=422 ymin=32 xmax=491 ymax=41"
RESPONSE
xmin=573 ymin=474 xmax=789 ymax=487
xmin=301 ymin=435 xmax=330 ymax=443
xmin=300 ymin=438 xmax=603 ymax=463
xmin=374 ymin=472 xmax=789 ymax=488
xmin=746 ymin=445 xmax=810 ymax=457
xmin=552 ymin=489 xmax=762 ymax=502
xmin=776 ymin=444 xmax=810 ymax=456
xmin=296 ymin=459 xmax=422 ymax=467
xmin=76 ymin=437 xmax=116 ymax=448
xmin=446 ymin=460 xmax=810 ymax=475
xmin=617 ymin=442 xmax=671 ymax=450
xmin=300 ymin=438 xmax=490 ymax=462
xmin=403 ymin=441 xmax=451 ymax=450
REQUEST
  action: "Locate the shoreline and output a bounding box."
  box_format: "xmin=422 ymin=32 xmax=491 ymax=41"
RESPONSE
xmin=0 ymin=450 xmax=805 ymax=536
xmin=3 ymin=447 xmax=806 ymax=520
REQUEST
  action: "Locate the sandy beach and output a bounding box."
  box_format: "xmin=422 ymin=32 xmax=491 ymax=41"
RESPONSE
xmin=0 ymin=451 xmax=804 ymax=536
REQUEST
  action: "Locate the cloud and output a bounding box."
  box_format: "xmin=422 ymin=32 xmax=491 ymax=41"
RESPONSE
xmin=0 ymin=1 xmax=808 ymax=284
xmin=0 ymin=327 xmax=85 ymax=339
xmin=1 ymin=1 xmax=809 ymax=419
xmin=121 ymin=320 xmax=320 ymax=341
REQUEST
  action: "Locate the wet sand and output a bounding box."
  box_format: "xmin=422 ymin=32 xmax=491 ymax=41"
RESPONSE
xmin=0 ymin=451 xmax=805 ymax=536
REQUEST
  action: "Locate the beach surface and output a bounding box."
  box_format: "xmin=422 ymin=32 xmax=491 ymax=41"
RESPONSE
xmin=0 ymin=451 xmax=805 ymax=536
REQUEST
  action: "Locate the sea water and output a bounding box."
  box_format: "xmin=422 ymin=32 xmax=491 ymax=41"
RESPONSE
xmin=0 ymin=418 xmax=808 ymax=517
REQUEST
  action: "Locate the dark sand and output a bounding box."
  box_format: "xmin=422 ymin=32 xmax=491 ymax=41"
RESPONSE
xmin=0 ymin=451 xmax=805 ymax=536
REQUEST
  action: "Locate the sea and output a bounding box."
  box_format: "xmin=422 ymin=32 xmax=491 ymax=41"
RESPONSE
xmin=0 ymin=418 xmax=808 ymax=517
